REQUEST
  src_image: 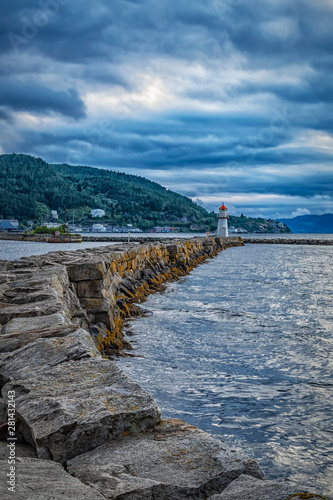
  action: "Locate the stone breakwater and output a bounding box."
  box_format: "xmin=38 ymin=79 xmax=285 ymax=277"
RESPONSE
xmin=0 ymin=233 xmax=82 ymax=243
xmin=243 ymin=237 xmax=333 ymax=245
xmin=0 ymin=237 xmax=327 ymax=499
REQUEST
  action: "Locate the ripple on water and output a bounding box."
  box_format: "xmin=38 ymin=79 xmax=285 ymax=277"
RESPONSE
xmin=117 ymin=244 xmax=333 ymax=496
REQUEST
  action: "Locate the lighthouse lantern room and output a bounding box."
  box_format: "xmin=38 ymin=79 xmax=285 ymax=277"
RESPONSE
xmin=217 ymin=203 xmax=229 ymax=237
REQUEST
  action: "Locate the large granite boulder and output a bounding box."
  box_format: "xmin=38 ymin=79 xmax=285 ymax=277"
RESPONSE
xmin=208 ymin=474 xmax=325 ymax=500
xmin=3 ymin=265 xmax=69 ymax=297
xmin=2 ymin=359 xmax=161 ymax=463
xmin=0 ymin=298 xmax=68 ymax=325
xmin=0 ymin=440 xmax=36 ymax=460
xmin=66 ymin=259 xmax=108 ymax=281
xmin=0 ymin=263 xmax=86 ymax=351
xmin=4 ymin=286 xmax=62 ymax=305
xmin=0 ymin=313 xmax=78 ymax=352
xmin=0 ymin=329 xmax=101 ymax=386
xmin=0 ymin=457 xmax=105 ymax=500
xmin=0 ymin=397 xmax=6 ymax=424
xmin=67 ymin=419 xmax=264 ymax=500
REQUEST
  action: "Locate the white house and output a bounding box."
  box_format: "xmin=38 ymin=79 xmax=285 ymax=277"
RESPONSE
xmin=90 ymin=209 xmax=105 ymax=218
xmin=43 ymin=222 xmax=61 ymax=228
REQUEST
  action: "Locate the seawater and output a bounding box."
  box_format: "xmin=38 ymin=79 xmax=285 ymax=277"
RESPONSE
xmin=0 ymin=239 xmax=121 ymax=261
xmin=2 ymin=232 xmax=333 ymax=261
xmin=0 ymin=233 xmax=207 ymax=261
xmin=118 ymin=243 xmax=333 ymax=496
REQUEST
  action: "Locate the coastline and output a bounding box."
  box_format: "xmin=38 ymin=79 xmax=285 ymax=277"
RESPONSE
xmin=3 ymin=232 xmax=333 ymax=246
xmin=0 ymin=233 xmax=82 ymax=243
xmin=0 ymin=237 xmax=328 ymax=499
xmin=242 ymin=237 xmax=333 ymax=245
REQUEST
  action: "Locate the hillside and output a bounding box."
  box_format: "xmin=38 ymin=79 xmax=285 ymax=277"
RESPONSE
xmin=0 ymin=153 xmax=213 ymax=230
xmin=52 ymin=161 xmax=212 ymax=230
xmin=280 ymin=214 xmax=333 ymax=233
xmin=0 ymin=153 xmax=290 ymax=233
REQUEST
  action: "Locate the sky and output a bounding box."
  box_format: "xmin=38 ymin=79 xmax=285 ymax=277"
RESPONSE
xmin=1 ymin=0 xmax=333 ymax=218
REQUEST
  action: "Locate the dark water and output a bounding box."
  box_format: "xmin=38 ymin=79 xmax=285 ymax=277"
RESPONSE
xmin=118 ymin=244 xmax=333 ymax=496
xmin=2 ymin=233 xmax=333 ymax=261
xmin=0 ymin=239 xmax=123 ymax=261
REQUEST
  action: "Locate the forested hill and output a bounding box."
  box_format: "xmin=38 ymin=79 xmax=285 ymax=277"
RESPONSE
xmin=0 ymin=153 xmax=291 ymax=233
xmin=0 ymin=153 xmax=214 ymax=230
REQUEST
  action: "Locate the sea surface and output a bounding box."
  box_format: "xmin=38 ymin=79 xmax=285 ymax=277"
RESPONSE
xmin=0 ymin=233 xmax=205 ymax=261
xmin=118 ymin=243 xmax=333 ymax=496
xmin=1 ymin=232 xmax=333 ymax=261
xmin=0 ymin=238 xmax=122 ymax=261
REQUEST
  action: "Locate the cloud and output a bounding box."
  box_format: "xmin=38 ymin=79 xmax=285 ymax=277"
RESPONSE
xmin=0 ymin=0 xmax=333 ymax=217
xmin=0 ymin=78 xmax=86 ymax=119
xmin=291 ymin=208 xmax=311 ymax=217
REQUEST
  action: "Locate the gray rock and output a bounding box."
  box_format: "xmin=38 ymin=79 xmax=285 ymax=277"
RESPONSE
xmin=2 ymin=359 xmax=161 ymax=463
xmin=0 ymin=273 xmax=15 ymax=285
xmin=0 ymin=440 xmax=36 ymax=460
xmin=90 ymin=322 xmax=109 ymax=344
xmin=1 ymin=311 xmax=72 ymax=336
xmin=67 ymin=419 xmax=264 ymax=500
xmin=6 ymin=288 xmax=61 ymax=304
xmin=6 ymin=265 xmax=69 ymax=295
xmin=66 ymin=259 xmax=108 ymax=281
xmin=80 ymin=297 xmax=111 ymax=314
xmin=0 ymin=457 xmax=105 ymax=499
xmin=0 ymin=298 xmax=66 ymax=325
xmin=0 ymin=329 xmax=101 ymax=386
xmin=0 ymin=397 xmax=6 ymax=424
xmin=31 ymin=264 xmax=69 ymax=287
xmin=77 ymin=279 xmax=105 ymax=298
xmin=208 ymin=474 xmax=324 ymax=500
xmin=0 ymin=321 xmax=78 ymax=353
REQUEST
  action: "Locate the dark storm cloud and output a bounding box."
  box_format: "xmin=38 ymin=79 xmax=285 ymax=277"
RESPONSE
xmin=0 ymin=107 xmax=13 ymax=123
xmin=0 ymin=78 xmax=86 ymax=119
xmin=1 ymin=0 xmax=333 ymax=216
xmin=234 ymin=75 xmax=333 ymax=106
xmin=1 ymin=0 xmax=332 ymax=72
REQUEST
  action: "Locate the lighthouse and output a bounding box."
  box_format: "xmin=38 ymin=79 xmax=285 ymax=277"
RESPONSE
xmin=217 ymin=203 xmax=229 ymax=237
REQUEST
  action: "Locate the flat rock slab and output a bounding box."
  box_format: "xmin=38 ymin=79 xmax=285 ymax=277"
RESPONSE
xmin=0 ymin=440 xmax=36 ymax=460
xmin=0 ymin=329 xmax=101 ymax=386
xmin=67 ymin=419 xmax=264 ymax=500
xmin=3 ymin=265 xmax=69 ymax=295
xmin=0 ymin=397 xmax=6 ymax=424
xmin=0 ymin=457 xmax=105 ymax=500
xmin=0 ymin=320 xmax=78 ymax=353
xmin=208 ymin=474 xmax=326 ymax=500
xmin=0 ymin=298 xmax=66 ymax=325
xmin=1 ymin=310 xmax=72 ymax=337
xmin=2 ymin=359 xmax=161 ymax=463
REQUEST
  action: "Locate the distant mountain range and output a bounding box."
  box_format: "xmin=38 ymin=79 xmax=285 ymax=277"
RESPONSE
xmin=280 ymin=214 xmax=333 ymax=233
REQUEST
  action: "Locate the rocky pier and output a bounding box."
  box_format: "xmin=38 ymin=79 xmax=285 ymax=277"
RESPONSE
xmin=243 ymin=237 xmax=333 ymax=245
xmin=0 ymin=233 xmax=82 ymax=243
xmin=0 ymin=237 xmax=327 ymax=499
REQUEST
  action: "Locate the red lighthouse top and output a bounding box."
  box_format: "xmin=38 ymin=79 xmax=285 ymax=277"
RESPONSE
xmin=219 ymin=203 xmax=227 ymax=210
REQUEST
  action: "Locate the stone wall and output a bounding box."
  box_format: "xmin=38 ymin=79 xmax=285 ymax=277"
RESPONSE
xmin=0 ymin=237 xmax=323 ymax=499
xmin=0 ymin=233 xmax=82 ymax=243
xmin=243 ymin=237 xmax=333 ymax=245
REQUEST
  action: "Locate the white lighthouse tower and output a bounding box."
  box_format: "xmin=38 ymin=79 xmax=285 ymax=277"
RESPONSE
xmin=217 ymin=203 xmax=229 ymax=237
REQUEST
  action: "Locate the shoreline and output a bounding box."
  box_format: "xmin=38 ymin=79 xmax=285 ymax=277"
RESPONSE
xmin=242 ymin=237 xmax=333 ymax=245
xmin=0 ymin=237 xmax=328 ymax=499
xmin=0 ymin=233 xmax=82 ymax=243
xmin=2 ymin=232 xmax=333 ymax=246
